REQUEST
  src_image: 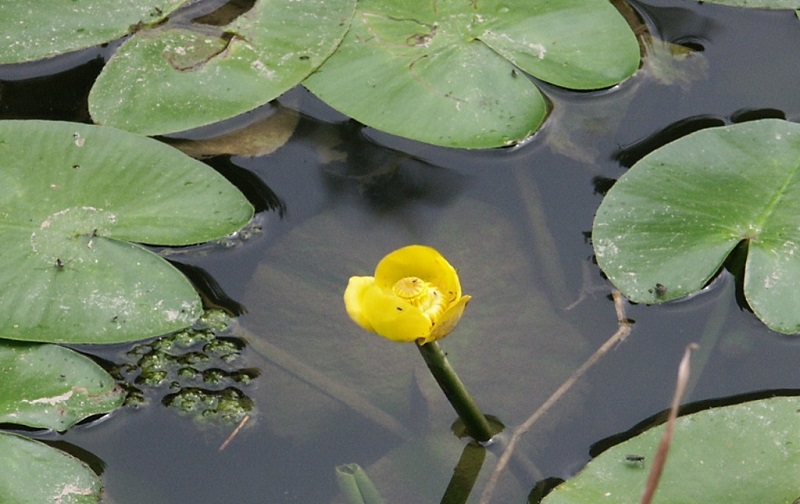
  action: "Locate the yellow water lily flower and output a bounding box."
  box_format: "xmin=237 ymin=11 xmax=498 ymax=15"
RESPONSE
xmin=344 ymin=245 xmax=471 ymax=344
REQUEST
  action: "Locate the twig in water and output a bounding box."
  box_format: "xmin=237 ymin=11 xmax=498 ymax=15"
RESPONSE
xmin=640 ymin=343 xmax=698 ymax=504
xmin=479 ymin=290 xmax=633 ymax=504
xmin=515 ymin=168 xmax=572 ymax=307
xmin=219 ymin=414 xmax=250 ymax=452
xmin=565 ymin=260 xmax=611 ymax=311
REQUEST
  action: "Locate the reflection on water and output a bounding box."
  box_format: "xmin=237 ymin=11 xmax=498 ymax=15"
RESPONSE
xmin=3 ymin=2 xmax=800 ymax=503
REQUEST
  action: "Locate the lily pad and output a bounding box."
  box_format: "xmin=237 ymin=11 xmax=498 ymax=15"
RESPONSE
xmin=303 ymin=0 xmax=639 ymax=148
xmin=0 ymin=0 xmax=182 ymax=64
xmin=541 ymin=396 xmax=800 ymax=503
xmin=89 ymin=0 xmax=356 ymax=135
xmin=0 ymin=341 xmax=124 ymax=431
xmin=166 ymin=106 xmax=299 ymax=158
xmin=593 ymin=119 xmax=800 ymax=334
xmin=0 ymin=120 xmax=254 ymax=343
xmin=0 ymin=431 xmax=102 ymax=504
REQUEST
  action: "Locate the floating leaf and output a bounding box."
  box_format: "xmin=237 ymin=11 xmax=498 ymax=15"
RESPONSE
xmin=0 ymin=120 xmax=253 ymax=343
xmin=593 ymin=119 xmax=800 ymax=334
xmin=0 ymin=341 xmax=124 ymax=431
xmin=0 ymin=431 xmax=102 ymax=504
xmin=0 ymin=0 xmax=182 ymax=64
xmin=541 ymin=396 xmax=800 ymax=503
xmin=89 ymin=0 xmax=355 ymax=135
xmin=166 ymin=106 xmax=299 ymax=158
xmin=303 ymin=0 xmax=639 ymax=148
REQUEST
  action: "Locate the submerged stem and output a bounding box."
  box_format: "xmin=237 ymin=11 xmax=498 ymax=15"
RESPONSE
xmin=416 ymin=341 xmax=494 ymax=443
xmin=440 ymin=442 xmax=486 ymax=504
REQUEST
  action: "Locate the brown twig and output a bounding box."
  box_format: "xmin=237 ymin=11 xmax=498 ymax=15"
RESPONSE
xmin=218 ymin=414 xmax=250 ymax=452
xmin=640 ymin=343 xmax=698 ymax=504
xmin=479 ymin=290 xmax=633 ymax=504
xmin=565 ymin=260 xmax=613 ymax=311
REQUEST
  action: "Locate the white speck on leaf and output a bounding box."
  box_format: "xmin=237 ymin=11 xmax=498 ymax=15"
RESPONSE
xmin=527 ymin=43 xmax=546 ymax=59
xmin=22 ymin=390 xmax=73 ymax=405
xmin=55 ymin=483 xmax=95 ymax=504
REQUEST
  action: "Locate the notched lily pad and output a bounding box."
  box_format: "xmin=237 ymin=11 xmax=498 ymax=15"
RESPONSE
xmin=593 ymin=119 xmax=800 ymax=334
xmin=0 ymin=0 xmax=183 ymax=64
xmin=0 ymin=120 xmax=254 ymax=343
xmin=542 ymin=396 xmax=800 ymax=503
xmin=89 ymin=0 xmax=356 ymax=135
xmin=304 ymin=0 xmax=640 ymax=148
xmin=0 ymin=341 xmax=124 ymax=431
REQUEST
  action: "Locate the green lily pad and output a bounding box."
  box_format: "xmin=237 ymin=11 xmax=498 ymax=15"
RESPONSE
xmin=541 ymin=396 xmax=800 ymax=503
xmin=0 ymin=0 xmax=182 ymax=64
xmin=0 ymin=120 xmax=253 ymax=343
xmin=303 ymin=0 xmax=639 ymax=148
xmin=593 ymin=119 xmax=800 ymax=334
xmin=89 ymin=0 xmax=355 ymax=135
xmin=0 ymin=341 xmax=124 ymax=431
xmin=0 ymin=431 xmax=102 ymax=504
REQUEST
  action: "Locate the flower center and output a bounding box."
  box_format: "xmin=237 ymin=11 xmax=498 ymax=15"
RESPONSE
xmin=393 ymin=277 xmax=426 ymax=298
xmin=392 ymin=276 xmax=447 ymax=323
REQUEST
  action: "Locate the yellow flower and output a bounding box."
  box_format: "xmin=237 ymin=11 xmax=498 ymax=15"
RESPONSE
xmin=344 ymin=245 xmax=471 ymax=344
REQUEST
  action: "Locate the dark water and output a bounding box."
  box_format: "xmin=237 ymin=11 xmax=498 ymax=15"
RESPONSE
xmin=2 ymin=1 xmax=800 ymax=503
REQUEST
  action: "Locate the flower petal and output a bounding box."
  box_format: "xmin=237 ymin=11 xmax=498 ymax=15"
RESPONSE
xmin=362 ymin=284 xmax=433 ymax=342
xmin=374 ymin=245 xmax=461 ymax=300
xmin=421 ymin=295 xmax=471 ymax=344
xmin=344 ymin=276 xmax=377 ymax=333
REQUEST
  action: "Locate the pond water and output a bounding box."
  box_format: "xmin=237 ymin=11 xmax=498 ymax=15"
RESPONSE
xmin=2 ymin=1 xmax=800 ymax=503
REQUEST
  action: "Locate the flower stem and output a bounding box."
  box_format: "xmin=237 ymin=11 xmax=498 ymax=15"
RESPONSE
xmin=441 ymin=441 xmax=486 ymax=504
xmin=416 ymin=341 xmax=494 ymax=443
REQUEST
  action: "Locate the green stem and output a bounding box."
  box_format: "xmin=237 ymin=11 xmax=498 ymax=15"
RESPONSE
xmin=440 ymin=442 xmax=486 ymax=504
xmin=416 ymin=341 xmax=494 ymax=443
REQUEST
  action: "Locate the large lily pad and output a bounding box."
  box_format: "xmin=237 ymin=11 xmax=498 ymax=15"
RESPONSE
xmin=0 ymin=341 xmax=124 ymax=431
xmin=0 ymin=0 xmax=182 ymax=64
xmin=303 ymin=0 xmax=639 ymax=148
xmin=0 ymin=120 xmax=253 ymax=343
xmin=542 ymin=396 xmax=800 ymax=503
xmin=0 ymin=431 xmax=102 ymax=504
xmin=593 ymin=119 xmax=800 ymax=334
xmin=89 ymin=0 xmax=356 ymax=135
